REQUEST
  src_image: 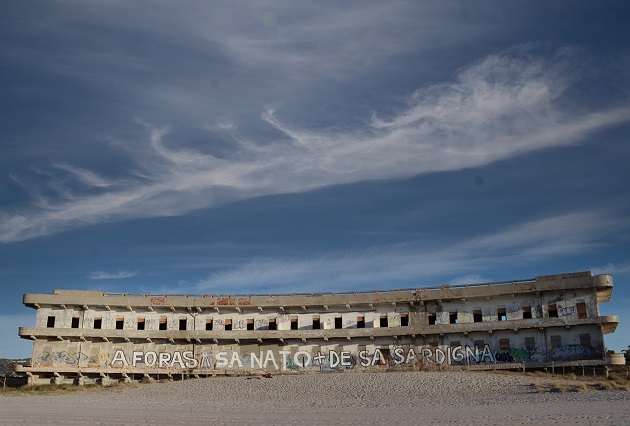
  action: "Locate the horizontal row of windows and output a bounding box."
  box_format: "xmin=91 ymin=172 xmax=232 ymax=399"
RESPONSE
xmin=445 ymin=333 xmax=592 ymax=350
xmin=43 ymin=302 xmax=589 ymax=330
xmin=428 ymin=303 xmax=588 ymax=325
xmin=45 ymin=314 xmax=410 ymax=330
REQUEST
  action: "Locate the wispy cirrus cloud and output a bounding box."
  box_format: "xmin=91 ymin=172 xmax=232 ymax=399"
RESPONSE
xmin=1 ymin=48 xmax=629 ymax=243
xmin=591 ymin=261 xmax=630 ymax=277
xmin=88 ymin=270 xmax=138 ymax=280
xmin=193 ymin=209 xmax=627 ymax=293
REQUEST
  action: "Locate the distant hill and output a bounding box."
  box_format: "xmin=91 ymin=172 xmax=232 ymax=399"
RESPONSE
xmin=0 ymin=358 xmax=29 ymax=376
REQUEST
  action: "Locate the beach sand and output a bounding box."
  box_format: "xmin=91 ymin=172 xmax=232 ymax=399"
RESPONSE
xmin=1 ymin=371 xmax=628 ymax=425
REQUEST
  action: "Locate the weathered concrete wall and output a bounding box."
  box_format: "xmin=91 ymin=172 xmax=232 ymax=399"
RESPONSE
xmin=27 ymin=325 xmax=606 ymax=373
xmin=17 ymin=271 xmax=619 ymax=385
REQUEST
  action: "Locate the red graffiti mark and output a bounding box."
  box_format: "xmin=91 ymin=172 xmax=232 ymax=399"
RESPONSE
xmin=215 ymin=297 xmax=250 ymax=305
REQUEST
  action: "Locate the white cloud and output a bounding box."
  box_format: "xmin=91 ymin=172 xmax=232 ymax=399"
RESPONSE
xmin=193 ymin=210 xmax=625 ymax=293
xmin=1 ymin=48 xmax=629 ymax=243
xmin=448 ymin=275 xmax=492 ymax=285
xmin=591 ymin=261 xmax=630 ymax=277
xmin=52 ymin=163 xmax=115 ymax=188
xmin=88 ymin=270 xmax=138 ymax=280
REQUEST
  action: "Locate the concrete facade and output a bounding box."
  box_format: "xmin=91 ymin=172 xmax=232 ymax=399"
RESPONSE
xmin=16 ymin=271 xmax=621 ymax=385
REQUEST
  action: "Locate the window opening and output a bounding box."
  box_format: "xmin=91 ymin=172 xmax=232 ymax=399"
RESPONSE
xmin=499 ymin=338 xmax=510 ymax=350
xmin=576 ymin=303 xmax=587 ymax=319
xmin=268 ymin=318 xmax=276 ymax=330
xmin=450 ymin=340 xmax=461 ymax=347
xmin=312 ymin=316 xmax=320 ymax=329
xmin=428 ymin=313 xmax=436 ymax=325
xmin=71 ymin=317 xmax=80 ymax=328
xmin=205 ymin=319 xmax=213 ymax=330
xmin=524 ymin=337 xmax=535 ymax=350
xmin=47 ymin=316 xmax=55 ymax=328
xmin=497 ymin=308 xmax=507 ymax=321
xmin=449 ymin=312 xmax=458 ymax=324
xmin=137 ymin=318 xmax=145 ymax=330
xmin=473 ymin=310 xmax=483 ymax=322
xmin=224 ymin=319 xmax=232 ymax=331
xmin=473 ymin=339 xmax=485 ymax=349
xmin=522 ymin=306 xmax=532 ymax=319
xmin=550 ymin=335 xmax=562 ymax=348
xmin=357 ymin=316 xmax=365 ymax=328
xmin=379 ymin=315 xmax=388 ymax=327
xmin=159 ymin=317 xmax=167 ymax=330
xmin=116 ymin=318 xmax=124 ymax=330
xmin=93 ymin=318 xmax=102 ymax=329
xmin=334 ymin=317 xmax=343 ymax=329
xmin=548 ymin=304 xmax=558 ymax=318
xmin=247 ymin=318 xmax=255 ymax=330
xmin=400 ymin=313 xmax=409 ymax=327
xmin=179 ymin=318 xmax=187 ymax=330
xmin=579 ymin=333 xmax=591 ymax=347
xmin=290 ymin=316 xmax=298 ymax=330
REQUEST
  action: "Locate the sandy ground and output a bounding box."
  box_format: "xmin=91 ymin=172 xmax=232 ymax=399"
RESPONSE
xmin=1 ymin=371 xmax=628 ymax=425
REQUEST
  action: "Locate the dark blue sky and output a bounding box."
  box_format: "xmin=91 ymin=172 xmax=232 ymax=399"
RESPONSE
xmin=1 ymin=1 xmax=629 ymax=358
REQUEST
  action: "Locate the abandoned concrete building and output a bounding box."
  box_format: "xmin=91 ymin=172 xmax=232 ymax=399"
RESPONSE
xmin=16 ymin=271 xmax=622 ymax=385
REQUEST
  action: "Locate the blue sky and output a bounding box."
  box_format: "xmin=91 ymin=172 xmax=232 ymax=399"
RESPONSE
xmin=1 ymin=1 xmax=629 ymax=358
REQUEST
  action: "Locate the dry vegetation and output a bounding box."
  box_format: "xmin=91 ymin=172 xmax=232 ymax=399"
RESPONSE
xmin=525 ymin=368 xmax=630 ymax=393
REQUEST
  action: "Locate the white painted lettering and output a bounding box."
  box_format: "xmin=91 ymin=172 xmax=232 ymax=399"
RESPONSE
xmin=183 ymin=351 xmax=198 ymax=368
xmin=340 ymin=351 xmax=352 ymax=366
xmin=421 ymin=348 xmax=432 ymax=362
xmin=172 ymin=352 xmax=186 ymax=369
xmin=371 ymin=349 xmax=382 ymax=366
xmin=294 ymin=351 xmax=311 ymax=367
xmin=465 ymin=346 xmax=480 ymax=363
xmin=159 ymin=352 xmax=172 ymax=368
xmin=229 ymin=351 xmax=242 ymax=368
xmin=279 ymin=350 xmax=291 ymax=371
xmin=329 ymin=351 xmax=340 ymax=368
xmin=480 ymin=344 xmax=495 ymax=363
xmin=451 ymin=346 xmax=464 ymax=363
xmin=263 ymin=350 xmax=278 ymax=369
xmin=250 ymin=351 xmax=263 ymax=369
xmin=435 ymin=348 xmax=446 ymax=365
xmin=132 ymin=351 xmax=144 ymax=367
xmin=144 ymin=351 xmax=157 ymax=367
xmin=359 ymin=350 xmax=370 ymax=367
xmin=215 ymin=352 xmax=228 ymax=368
xmin=111 ymin=350 xmax=128 ymax=367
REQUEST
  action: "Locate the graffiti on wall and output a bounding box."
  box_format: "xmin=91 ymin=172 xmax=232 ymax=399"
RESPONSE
xmin=276 ymin=314 xmax=290 ymax=324
xmin=36 ymin=340 xmax=605 ymax=371
xmin=558 ymin=305 xmax=576 ymax=317
xmin=100 ymin=344 xmax=554 ymax=372
xmin=37 ymin=351 xmax=86 ymax=365
xmin=255 ymin=319 xmax=269 ymax=330
xmin=550 ymin=345 xmax=601 ymax=361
